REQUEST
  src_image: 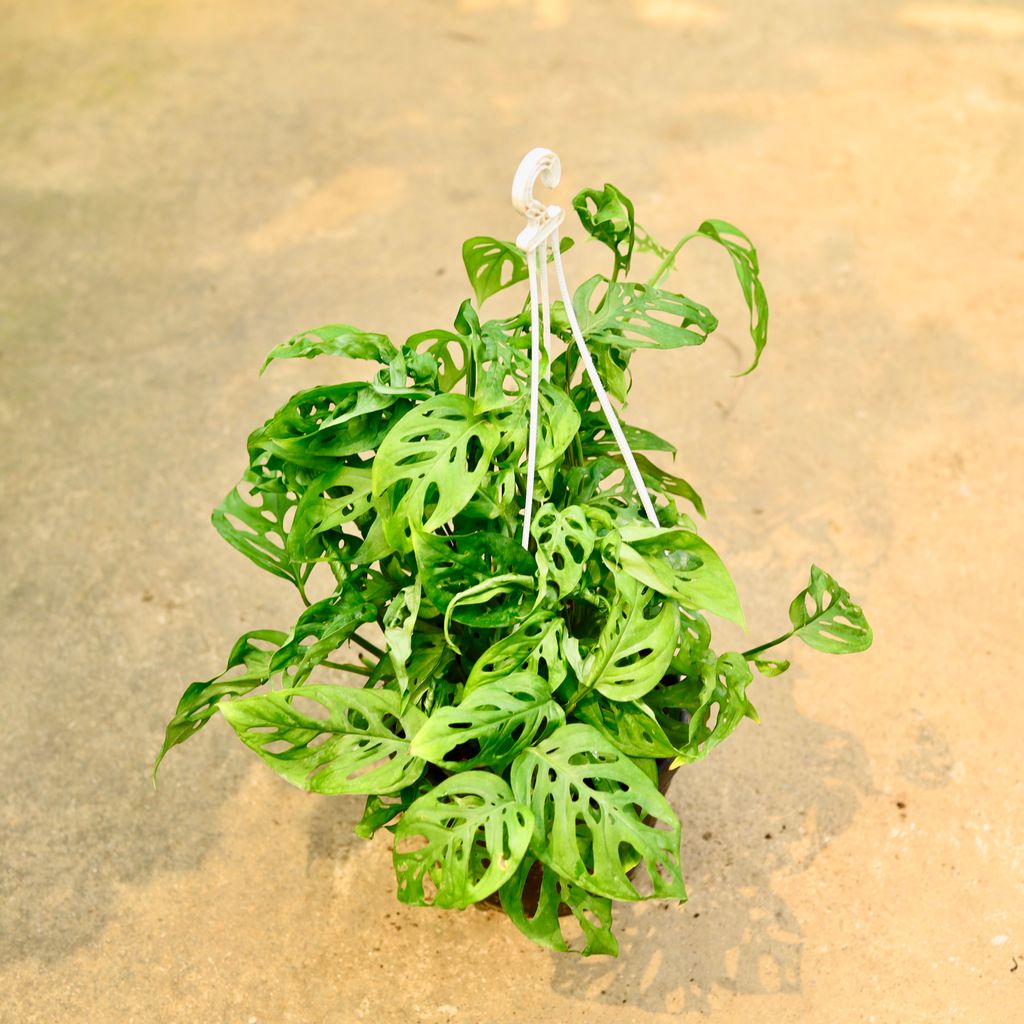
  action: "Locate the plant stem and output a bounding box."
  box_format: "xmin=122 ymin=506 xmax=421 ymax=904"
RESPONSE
xmin=741 ymin=630 xmax=793 ymax=660
xmin=321 ymin=660 xmax=372 ymax=676
xmin=647 ymin=232 xmax=700 ymax=289
xmin=351 ymin=632 xmax=385 ymax=660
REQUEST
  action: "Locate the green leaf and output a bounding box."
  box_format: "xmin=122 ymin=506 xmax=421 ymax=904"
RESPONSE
xmin=499 ymin=853 xmax=618 ymax=956
xmin=286 ymin=464 xmax=374 ymax=563
xmin=393 ymin=772 xmax=533 ymax=908
xmin=383 ymin=581 xmax=422 ymax=693
xmin=580 ymin=415 xmax=677 ymax=457
xmin=412 ymin=529 xmax=535 ymax=622
xmin=462 ymin=236 xmax=574 ymax=307
xmin=531 ymin=504 xmax=595 ymax=596
xmin=627 ymin=453 xmax=705 ymax=518
xmin=789 ymin=565 xmax=872 ymax=654
xmin=410 ymin=672 xmax=564 ymax=772
xmin=219 ymin=684 xmax=426 ymax=794
xmin=695 ymin=219 xmax=768 ymax=373
xmin=572 ymin=275 xmax=718 ymax=351
xmin=619 ymin=524 xmax=744 ymax=627
xmin=354 ymin=778 xmax=433 ymax=840
xmin=270 ymin=587 xmax=377 ymax=685
xmin=574 ymin=694 xmax=677 ymax=759
xmin=510 ymin=724 xmax=685 ymax=901
xmin=155 ymin=629 xmax=287 ymax=777
xmin=372 ymin=393 xmax=499 ymax=552
xmin=260 ymin=324 xmax=395 ymax=374
xmin=663 ymin=652 xmax=757 ymax=766
xmin=465 ymin=611 xmax=569 ymax=696
xmin=572 ymin=184 xmax=635 ymax=278
xmin=211 ymin=471 xmax=302 ymax=586
xmin=753 ymin=657 xmax=790 ymax=677
xmin=582 ymin=574 xmax=678 ymax=703
xmin=249 ymin=383 xmax=411 ymax=471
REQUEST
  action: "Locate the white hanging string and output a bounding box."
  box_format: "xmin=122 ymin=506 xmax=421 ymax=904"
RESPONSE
xmin=514 ymin=147 xmax=659 ymax=548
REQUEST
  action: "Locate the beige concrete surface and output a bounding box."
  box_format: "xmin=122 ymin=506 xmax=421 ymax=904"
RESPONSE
xmin=2 ymin=1 xmax=1023 ymax=1021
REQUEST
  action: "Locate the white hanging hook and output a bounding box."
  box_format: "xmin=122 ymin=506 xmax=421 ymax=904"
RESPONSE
xmin=512 ymin=147 xmax=565 ymax=253
xmin=513 ymin=148 xmax=660 ymax=547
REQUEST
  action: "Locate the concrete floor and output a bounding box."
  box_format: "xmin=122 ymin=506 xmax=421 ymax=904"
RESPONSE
xmin=2 ymin=1 xmax=1022 ymax=1021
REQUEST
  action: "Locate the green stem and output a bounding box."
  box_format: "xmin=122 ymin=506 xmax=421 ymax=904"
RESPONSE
xmin=647 ymin=231 xmax=700 ymax=289
xmin=741 ymin=630 xmax=794 ymax=660
xmin=321 ymin=660 xmax=372 ymax=676
xmin=351 ymin=632 xmax=385 ymax=660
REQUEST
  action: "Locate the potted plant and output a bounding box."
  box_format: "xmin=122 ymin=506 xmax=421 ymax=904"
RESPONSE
xmin=157 ymin=154 xmax=871 ymax=957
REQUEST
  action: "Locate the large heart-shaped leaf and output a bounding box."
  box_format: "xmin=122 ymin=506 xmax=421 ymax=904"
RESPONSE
xmin=393 ymin=772 xmax=533 ymax=908
xmin=212 ymin=471 xmax=303 ymax=586
xmin=372 ymin=392 xmax=499 ymax=551
xmin=499 ymin=853 xmax=618 ymax=956
xmin=260 ymin=324 xmax=395 ymax=374
xmin=220 ymin=684 xmax=426 ymax=794
xmin=573 ymin=183 xmax=635 ymax=278
xmin=154 ymin=629 xmax=287 ymax=776
xmin=789 ymin=565 xmax=872 ymax=654
xmin=510 ymin=724 xmax=685 ymax=900
xmin=582 ymin=574 xmax=678 ymax=703
xmin=410 ymin=672 xmax=563 ymax=772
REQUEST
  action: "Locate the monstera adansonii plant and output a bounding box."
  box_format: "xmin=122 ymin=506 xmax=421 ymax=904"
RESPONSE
xmin=157 ymin=181 xmax=871 ymax=956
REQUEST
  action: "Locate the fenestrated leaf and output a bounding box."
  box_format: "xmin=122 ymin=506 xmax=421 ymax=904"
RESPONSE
xmin=464 ymin=611 xmax=569 ymax=696
xmin=531 ymin=503 xmax=595 ymax=596
xmin=412 ymin=529 xmax=536 ymax=620
xmin=383 ymin=580 xmax=421 ymax=693
xmin=570 ymin=275 xmax=718 ymax=351
xmin=154 ymin=629 xmax=287 ymax=777
xmin=410 ymin=672 xmax=564 ymax=772
xmin=260 ymin=324 xmax=395 ymax=374
xmin=789 ymin=565 xmax=872 ymax=654
xmin=286 ymin=463 xmax=374 ymax=563
xmin=354 ymin=777 xmax=433 ymax=840
xmin=270 ymin=586 xmax=377 ymax=685
xmin=462 ymin=236 xmax=574 ymax=308
xmin=695 ymin=219 xmax=768 ymax=373
xmin=574 ymin=693 xmax=677 ymax=759
xmin=658 ymin=652 xmax=757 ymax=767
xmin=618 ymin=523 xmax=744 ymax=626
xmin=220 ymin=684 xmax=426 ymax=794
xmin=582 ymin=574 xmax=678 ymax=703
xmin=580 ymin=415 xmax=677 ymax=458
xmin=625 ymin=452 xmax=705 ymax=518
xmin=249 ymin=382 xmax=410 ymax=471
xmin=573 ymin=183 xmax=635 ymax=278
xmin=753 ymin=657 xmax=790 ymax=677
xmin=442 ymin=573 xmax=536 ymax=636
xmin=393 ymin=772 xmax=533 ymax=908
xmin=212 ymin=471 xmax=302 ymax=586
xmin=372 ymin=392 xmax=500 ymax=552
xmin=499 ymin=852 xmax=618 ymax=956
xmin=510 ymin=724 xmax=685 ymax=901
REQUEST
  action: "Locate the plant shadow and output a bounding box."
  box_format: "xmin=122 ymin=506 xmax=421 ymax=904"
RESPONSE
xmin=548 ymin=681 xmax=872 ymax=1014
